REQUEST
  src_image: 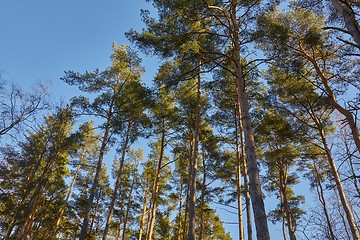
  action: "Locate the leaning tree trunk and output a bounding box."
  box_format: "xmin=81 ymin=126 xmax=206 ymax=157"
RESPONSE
xmin=303 ymin=51 xmax=360 ymax=153
xmin=103 ymin=118 xmax=132 ymax=240
xmin=313 ymin=113 xmax=360 ymax=240
xmin=312 ymin=161 xmax=336 ymax=240
xmin=54 ymin=149 xmax=86 ymax=235
xmin=79 ymin=112 xmax=113 ymax=240
xmin=147 ymin=117 xmax=166 ymax=239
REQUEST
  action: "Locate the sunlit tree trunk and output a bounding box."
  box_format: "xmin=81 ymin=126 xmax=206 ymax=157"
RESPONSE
xmin=54 ymin=149 xmax=86 ymax=235
xmin=279 ymin=165 xmax=296 ymax=240
xmin=303 ymin=51 xmax=360 ymax=153
xmin=177 ymin=176 xmax=184 ymax=240
xmin=103 ymin=118 xmax=132 ymax=240
xmin=138 ymin=188 xmax=149 ymax=240
xmin=312 ymin=161 xmax=336 ymax=240
xmin=235 ymin=107 xmax=245 ymax=240
xmin=121 ymin=173 xmax=136 ymax=240
xmin=147 ymin=117 xmax=166 ymax=239
xmin=188 ymin=63 xmax=201 ymax=240
xmin=313 ymin=114 xmax=360 ymax=239
xmin=230 ymin=0 xmax=270 ymax=237
xmin=199 ymin=146 xmax=206 ymax=240
xmin=79 ymin=111 xmax=113 ymax=240
xmin=331 ymin=0 xmax=360 ymax=48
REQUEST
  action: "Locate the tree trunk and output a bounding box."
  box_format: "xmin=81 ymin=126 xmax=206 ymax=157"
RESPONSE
xmin=121 ymin=172 xmax=136 ymax=240
xmin=313 ymin=161 xmax=336 ymax=240
xmin=199 ymin=146 xmax=207 ymax=240
xmin=177 ymin=176 xmax=184 ymax=240
xmin=229 ymin=1 xmax=270 ymax=239
xmin=231 ymin=1 xmax=270 ymax=240
xmin=279 ymin=166 xmax=296 ymax=240
xmin=315 ymin=117 xmax=360 ymax=239
xmin=103 ymin=119 xmax=132 ymax=240
xmin=138 ymin=188 xmax=149 ymax=240
xmin=79 ymin=114 xmax=113 ymax=240
xmin=242 ymin=148 xmax=253 ymax=240
xmin=331 ymin=0 xmax=360 ymax=48
xmin=303 ymin=52 xmax=360 ymax=153
xmin=147 ymin=117 xmax=166 ymax=240
xmin=235 ymin=108 xmax=245 ymax=240
xmin=89 ymin=189 xmax=101 ymax=237
xmin=188 ymin=63 xmax=201 ymax=240
xmin=54 ymin=149 xmax=86 ymax=235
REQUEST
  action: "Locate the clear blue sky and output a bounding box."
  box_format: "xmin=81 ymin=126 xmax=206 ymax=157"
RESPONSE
xmin=0 ymin=1 xmax=300 ymax=239
xmin=0 ymin=0 xmax=156 ymax=97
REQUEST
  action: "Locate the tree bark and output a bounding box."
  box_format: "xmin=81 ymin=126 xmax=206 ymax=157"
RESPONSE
xmin=242 ymin=141 xmax=253 ymax=240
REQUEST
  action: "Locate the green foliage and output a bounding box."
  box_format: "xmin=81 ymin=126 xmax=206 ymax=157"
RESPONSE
xmin=0 ymin=108 xmax=75 ymax=239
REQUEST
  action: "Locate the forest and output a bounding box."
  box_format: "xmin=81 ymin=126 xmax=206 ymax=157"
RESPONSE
xmin=0 ymin=0 xmax=359 ymax=239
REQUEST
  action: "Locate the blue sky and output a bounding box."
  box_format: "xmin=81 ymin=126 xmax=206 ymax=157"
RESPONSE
xmin=0 ymin=1 xmax=301 ymax=239
xmin=0 ymin=0 xmax=156 ymax=97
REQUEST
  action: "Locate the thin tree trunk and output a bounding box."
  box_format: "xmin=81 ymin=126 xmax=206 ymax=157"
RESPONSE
xmin=240 ymin=125 xmax=253 ymax=240
xmin=103 ymin=119 xmax=132 ymax=240
xmin=147 ymin=117 xmax=166 ymax=240
xmin=89 ymin=190 xmax=101 ymax=237
xmin=54 ymin=149 xmax=86 ymax=235
xmin=316 ymin=118 xmax=360 ymax=239
xmin=138 ymin=188 xmax=149 ymax=240
xmin=188 ymin=63 xmax=201 ymax=240
xmin=17 ymin=161 xmax=54 ymax=237
xmin=342 ymin=129 xmax=360 ymax=196
xmin=313 ymin=161 xmax=336 ymax=240
xmin=235 ymin=107 xmax=245 ymax=240
xmin=121 ymin=171 xmax=136 ymax=240
xmin=334 ymin=187 xmax=352 ymax=239
xmin=199 ymin=146 xmax=207 ymax=240
xmin=79 ymin=113 xmax=113 ymax=240
xmin=279 ymin=167 xmax=296 ymax=240
xmin=4 ymin=147 xmax=47 ymax=238
xmin=177 ymin=177 xmax=184 ymax=240
xmin=282 ymin=215 xmax=287 ymax=240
